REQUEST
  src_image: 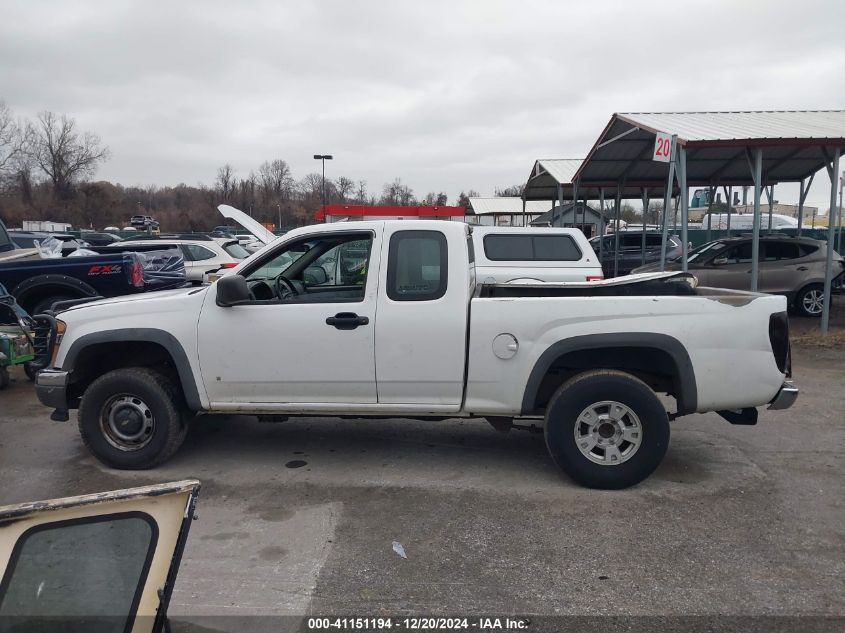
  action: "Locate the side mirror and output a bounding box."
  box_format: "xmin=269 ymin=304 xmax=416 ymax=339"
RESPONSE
xmin=216 ymin=274 xmax=250 ymax=306
xmin=712 ymin=256 xmax=728 ymax=266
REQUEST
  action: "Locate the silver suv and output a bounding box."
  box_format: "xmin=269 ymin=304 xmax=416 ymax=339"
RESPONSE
xmin=634 ymin=235 xmax=844 ymax=317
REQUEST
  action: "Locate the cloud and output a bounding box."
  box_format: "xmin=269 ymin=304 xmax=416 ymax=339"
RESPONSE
xmin=1 ymin=0 xmax=843 ymax=206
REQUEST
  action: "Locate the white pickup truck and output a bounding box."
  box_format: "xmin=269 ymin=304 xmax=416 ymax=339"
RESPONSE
xmin=34 ymin=220 xmax=797 ymax=489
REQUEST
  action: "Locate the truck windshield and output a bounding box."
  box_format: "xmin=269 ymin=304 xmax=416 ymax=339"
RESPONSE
xmin=0 ymin=219 xmax=13 ymax=253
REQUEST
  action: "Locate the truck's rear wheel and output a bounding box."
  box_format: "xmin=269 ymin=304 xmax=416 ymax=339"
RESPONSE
xmin=544 ymin=370 xmax=669 ymax=489
xmin=78 ymin=367 xmax=189 ymax=469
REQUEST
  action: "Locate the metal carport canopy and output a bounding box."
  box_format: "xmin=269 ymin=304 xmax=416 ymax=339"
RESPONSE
xmin=574 ymin=111 xmax=845 ymax=189
xmin=523 ymin=158 xmax=672 ymax=200
xmin=574 ymin=110 xmax=845 ymax=333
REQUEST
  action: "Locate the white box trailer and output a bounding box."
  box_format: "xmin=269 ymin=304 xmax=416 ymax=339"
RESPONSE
xmin=22 ymin=220 xmax=72 ymax=233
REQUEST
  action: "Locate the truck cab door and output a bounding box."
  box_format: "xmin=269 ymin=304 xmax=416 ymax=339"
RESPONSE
xmin=374 ymin=226 xmax=470 ymax=410
xmin=0 ymin=480 xmax=200 ymax=633
xmin=197 ymin=228 xmax=380 ymax=406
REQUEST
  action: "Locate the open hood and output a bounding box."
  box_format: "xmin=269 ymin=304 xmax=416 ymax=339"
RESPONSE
xmin=217 ymin=204 xmax=276 ymax=245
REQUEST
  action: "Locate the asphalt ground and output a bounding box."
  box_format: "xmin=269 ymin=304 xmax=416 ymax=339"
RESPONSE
xmin=0 ymin=338 xmax=843 ymax=632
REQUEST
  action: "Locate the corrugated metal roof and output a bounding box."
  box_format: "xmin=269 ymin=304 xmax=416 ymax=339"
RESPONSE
xmin=574 ymin=111 xmax=845 ymax=189
xmin=468 ymin=198 xmax=552 ymax=215
xmin=533 ymin=159 xmax=583 ymax=184
xmin=617 ymin=111 xmax=845 ymax=143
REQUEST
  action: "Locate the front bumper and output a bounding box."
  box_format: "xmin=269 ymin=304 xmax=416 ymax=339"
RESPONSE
xmin=768 ymin=380 xmax=798 ymax=410
xmin=35 ymin=369 xmax=70 ymax=411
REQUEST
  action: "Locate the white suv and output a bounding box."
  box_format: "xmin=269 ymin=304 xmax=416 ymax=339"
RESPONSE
xmin=118 ymin=235 xmax=249 ymax=282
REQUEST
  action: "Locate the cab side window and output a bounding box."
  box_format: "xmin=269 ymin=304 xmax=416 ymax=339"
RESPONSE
xmin=387 ymin=231 xmax=448 ymax=301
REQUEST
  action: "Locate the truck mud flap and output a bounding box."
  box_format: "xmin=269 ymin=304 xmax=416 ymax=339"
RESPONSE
xmin=717 ymin=408 xmax=758 ymax=425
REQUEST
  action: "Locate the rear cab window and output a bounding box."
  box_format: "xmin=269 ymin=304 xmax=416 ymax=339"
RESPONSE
xmin=483 ymin=234 xmax=582 ymax=262
xmin=387 ymin=230 xmax=448 ymax=301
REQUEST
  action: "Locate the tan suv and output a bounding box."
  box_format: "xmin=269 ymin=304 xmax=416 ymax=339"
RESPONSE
xmin=633 ymin=235 xmax=844 ymax=317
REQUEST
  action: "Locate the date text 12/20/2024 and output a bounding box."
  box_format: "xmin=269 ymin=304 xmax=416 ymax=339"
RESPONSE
xmin=306 ymin=617 xmax=531 ymax=630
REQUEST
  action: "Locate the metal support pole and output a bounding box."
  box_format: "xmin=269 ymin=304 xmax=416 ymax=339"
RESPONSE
xmin=613 ymin=185 xmax=622 ymax=278
xmin=679 ymin=146 xmax=689 ymax=272
xmin=837 ymin=171 xmax=843 ymax=253
xmin=573 ymin=179 xmax=580 ymax=234
xmin=722 ymin=185 xmax=732 ymax=237
xmin=599 ymin=188 xmax=605 ymax=264
xmin=751 ymin=149 xmax=763 ymax=292
xmin=556 ymin=184 xmax=563 ymax=227
xmin=640 ymin=187 xmax=649 ymax=266
xmin=765 ymin=185 xmax=775 ymax=234
xmin=659 ymin=136 xmax=677 ymax=271
xmin=705 ymin=184 xmax=716 ymax=242
xmin=797 ymin=179 xmax=805 ymax=237
xmin=822 ymin=149 xmax=841 ymax=335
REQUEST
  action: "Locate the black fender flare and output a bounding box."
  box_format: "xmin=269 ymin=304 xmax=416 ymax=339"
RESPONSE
xmin=12 ymin=274 xmax=98 ymax=307
xmin=520 ymin=332 xmax=698 ymax=415
xmin=62 ymin=328 xmax=204 ymax=411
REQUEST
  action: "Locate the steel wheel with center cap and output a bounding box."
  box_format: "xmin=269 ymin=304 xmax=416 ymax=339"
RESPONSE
xmin=544 ymin=369 xmax=669 ymax=489
xmin=78 ymin=367 xmax=189 ymax=469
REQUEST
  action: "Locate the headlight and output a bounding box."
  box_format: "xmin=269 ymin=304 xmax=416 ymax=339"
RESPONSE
xmin=52 ymin=319 xmax=67 ymax=367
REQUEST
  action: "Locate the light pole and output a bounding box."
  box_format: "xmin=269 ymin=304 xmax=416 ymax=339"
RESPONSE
xmin=314 ymin=154 xmax=333 ymax=206
xmin=277 ymin=204 xmax=281 ymax=232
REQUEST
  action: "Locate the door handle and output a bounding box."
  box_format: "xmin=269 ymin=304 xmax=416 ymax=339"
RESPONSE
xmin=796 ymin=266 xmax=809 ymax=271
xmin=326 ymin=312 xmax=369 ymax=330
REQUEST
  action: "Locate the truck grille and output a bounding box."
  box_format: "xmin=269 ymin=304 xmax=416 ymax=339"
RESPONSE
xmin=31 ymin=315 xmax=57 ymax=370
xmin=768 ymin=311 xmax=790 ymax=376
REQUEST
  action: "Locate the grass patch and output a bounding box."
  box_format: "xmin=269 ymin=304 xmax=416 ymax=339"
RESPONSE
xmin=792 ymin=329 xmax=845 ymax=348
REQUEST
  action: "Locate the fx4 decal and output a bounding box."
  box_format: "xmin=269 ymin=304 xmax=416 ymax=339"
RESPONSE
xmin=88 ymin=264 xmax=122 ymax=275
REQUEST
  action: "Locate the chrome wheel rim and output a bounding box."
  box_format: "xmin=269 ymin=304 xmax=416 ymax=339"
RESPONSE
xmin=574 ymin=400 xmax=643 ymax=465
xmin=802 ymin=289 xmax=824 ymax=315
xmin=100 ymin=394 xmax=155 ymax=451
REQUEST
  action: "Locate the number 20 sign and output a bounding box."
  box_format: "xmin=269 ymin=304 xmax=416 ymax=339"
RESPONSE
xmin=653 ymin=132 xmax=673 ymax=163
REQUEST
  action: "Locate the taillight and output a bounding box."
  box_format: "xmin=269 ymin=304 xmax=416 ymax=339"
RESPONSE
xmin=586 ymin=275 xmax=604 ymax=281
xmin=130 ymin=261 xmax=144 ymax=288
xmin=219 ymin=262 xmax=238 ymax=269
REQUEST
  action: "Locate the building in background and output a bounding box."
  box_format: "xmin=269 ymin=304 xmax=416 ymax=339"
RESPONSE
xmin=465 ymin=197 xmax=552 ymax=226
xmin=732 ymin=202 xmax=818 ymax=219
xmin=529 ymin=202 xmax=609 ymax=238
xmin=315 ymin=205 xmax=465 ymax=223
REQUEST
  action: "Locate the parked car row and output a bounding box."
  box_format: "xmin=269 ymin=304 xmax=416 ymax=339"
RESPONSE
xmin=632 ymin=235 xmax=845 ymax=317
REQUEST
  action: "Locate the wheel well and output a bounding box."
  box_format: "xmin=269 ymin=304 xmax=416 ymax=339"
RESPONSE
xmin=525 ymin=346 xmax=688 ymax=415
xmin=67 ymin=341 xmax=179 ymax=405
xmin=18 ymin=285 xmax=83 ymax=313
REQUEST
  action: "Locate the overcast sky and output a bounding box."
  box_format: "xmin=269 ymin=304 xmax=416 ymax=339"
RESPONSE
xmin=2 ymin=0 xmax=844 ymax=209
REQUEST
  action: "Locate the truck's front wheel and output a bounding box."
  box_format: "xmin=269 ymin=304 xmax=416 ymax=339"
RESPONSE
xmin=78 ymin=367 xmax=189 ymax=469
xmin=544 ymin=370 xmax=669 ymax=489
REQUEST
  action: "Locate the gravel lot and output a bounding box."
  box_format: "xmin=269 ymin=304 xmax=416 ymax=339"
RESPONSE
xmin=1 ymin=337 xmax=843 ymax=631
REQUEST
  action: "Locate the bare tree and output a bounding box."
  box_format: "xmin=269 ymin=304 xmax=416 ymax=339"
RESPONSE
xmin=494 ymin=183 xmax=525 ymax=197
xmin=355 ymin=180 xmax=368 ymax=203
xmin=336 ymin=176 xmax=355 ymax=202
xmin=258 ymin=159 xmax=294 ymax=205
xmin=0 ymin=101 xmax=31 ymax=184
xmin=380 ymin=178 xmax=416 ymax=206
xmin=215 ymin=164 xmax=236 ymax=201
xmin=455 ymin=190 xmax=479 ymax=208
xmin=31 ymin=111 xmax=109 ymax=198
xmin=422 ymin=191 xmax=448 ymax=205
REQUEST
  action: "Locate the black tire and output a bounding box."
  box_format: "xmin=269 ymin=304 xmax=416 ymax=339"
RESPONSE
xmin=0 ymin=366 xmax=9 ymax=390
xmin=544 ymin=369 xmax=670 ymax=489
xmin=23 ymin=362 xmax=38 ymax=381
xmin=794 ymin=283 xmax=825 ymax=318
xmin=78 ymin=367 xmax=189 ymax=469
xmin=31 ymin=294 xmax=74 ymax=316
